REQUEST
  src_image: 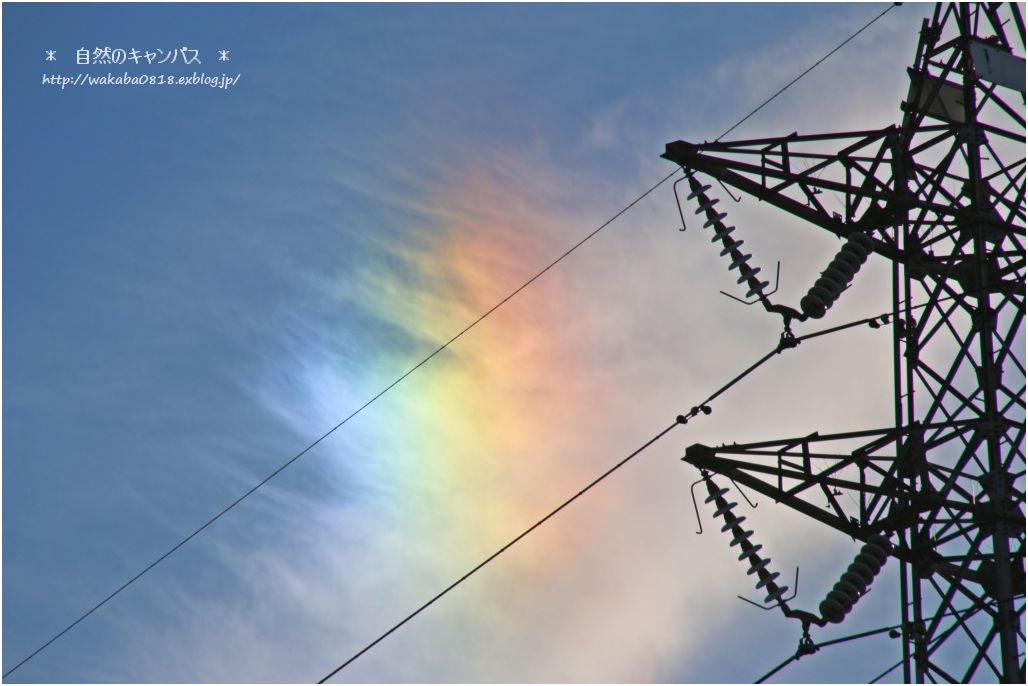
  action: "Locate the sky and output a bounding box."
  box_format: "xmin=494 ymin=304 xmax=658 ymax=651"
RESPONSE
xmin=1 ymin=2 xmax=955 ymax=683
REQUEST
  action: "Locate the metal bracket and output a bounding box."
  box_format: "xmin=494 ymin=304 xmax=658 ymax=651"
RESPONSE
xmin=720 ymin=261 xmax=781 ymax=305
xmin=737 ymin=567 xmax=800 ymax=610
xmin=673 ymin=172 xmax=690 ymax=232
xmin=730 ymin=477 xmax=758 ymax=508
xmin=689 ymin=476 xmax=707 ymax=535
xmin=717 ymin=177 xmax=742 ymax=202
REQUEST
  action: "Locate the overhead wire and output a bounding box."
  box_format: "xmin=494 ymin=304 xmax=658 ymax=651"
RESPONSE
xmin=756 ymin=617 xmax=928 ymax=684
xmin=752 ymin=587 xmax=1026 ymax=681
xmin=755 ymin=652 xmax=801 ymax=684
xmin=756 ymin=604 xmax=961 ymax=683
xmin=719 ymin=298 xmax=970 ymax=681
xmin=1 ymin=168 xmax=679 ymax=681
xmin=318 ymin=302 xmax=913 ymax=682
xmin=715 ymin=2 xmax=899 ymax=141
xmin=5 ymin=3 xmax=903 ymax=680
xmin=868 ymin=659 xmax=902 ymax=684
xmin=867 ymin=594 xmax=1028 ymax=684
xmin=318 ymin=420 xmax=682 ymax=684
xmin=318 ymin=347 xmax=774 ymax=682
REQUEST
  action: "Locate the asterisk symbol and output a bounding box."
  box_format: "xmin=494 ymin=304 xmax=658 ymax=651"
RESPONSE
xmin=45 ymin=50 xmax=57 ymax=62
xmin=218 ymin=50 xmax=230 ymax=62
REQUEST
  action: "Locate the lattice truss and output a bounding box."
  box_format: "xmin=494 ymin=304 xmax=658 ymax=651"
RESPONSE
xmin=665 ymin=4 xmax=1025 ymax=682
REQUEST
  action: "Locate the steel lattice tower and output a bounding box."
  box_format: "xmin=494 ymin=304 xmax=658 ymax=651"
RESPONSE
xmin=664 ymin=4 xmax=1025 ymax=682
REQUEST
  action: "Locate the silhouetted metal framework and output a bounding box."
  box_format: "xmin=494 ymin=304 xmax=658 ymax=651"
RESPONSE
xmin=665 ymin=4 xmax=1025 ymax=682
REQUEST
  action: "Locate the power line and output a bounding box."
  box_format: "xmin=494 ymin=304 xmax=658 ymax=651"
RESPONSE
xmin=755 ymin=602 xmax=982 ymax=683
xmin=318 ymin=420 xmax=681 ymax=683
xmin=317 ymin=399 xmax=722 ymax=680
xmin=318 ymin=305 xmax=908 ymax=682
xmin=866 ymin=596 xmax=1027 ymax=684
xmin=715 ymin=2 xmax=899 ymax=141
xmin=756 ymin=617 xmax=922 ymax=683
xmin=1 ymin=169 xmax=678 ymax=681
xmin=753 ymin=590 xmax=1026 ymax=681
xmin=755 ymin=652 xmax=801 ymax=684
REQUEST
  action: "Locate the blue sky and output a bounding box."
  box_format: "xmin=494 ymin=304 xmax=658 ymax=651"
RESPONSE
xmin=4 ymin=2 xmax=936 ymax=682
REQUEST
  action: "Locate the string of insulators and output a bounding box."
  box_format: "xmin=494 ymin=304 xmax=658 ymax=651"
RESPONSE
xmin=687 ymin=175 xmax=771 ymax=302
xmin=818 ymin=535 xmax=892 ymax=624
xmin=799 ymin=232 xmax=874 ymax=319
xmin=703 ymin=477 xmax=790 ymax=605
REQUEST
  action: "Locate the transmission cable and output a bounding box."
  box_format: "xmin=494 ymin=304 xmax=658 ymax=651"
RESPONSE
xmin=318 ymin=419 xmax=681 ymax=683
xmin=316 ymin=302 xmax=937 ymax=684
xmin=1 ymin=169 xmax=679 ymax=681
xmin=756 ymin=615 xmax=930 ymax=684
xmin=753 ymin=585 xmax=1025 ymax=681
xmin=866 ymin=594 xmax=1027 ymax=684
xmin=715 ymin=2 xmax=899 ymax=141
xmin=317 ymin=365 xmax=756 ymax=682
xmin=317 ymin=305 xmax=908 ymax=682
xmin=755 ymin=602 xmax=978 ymax=683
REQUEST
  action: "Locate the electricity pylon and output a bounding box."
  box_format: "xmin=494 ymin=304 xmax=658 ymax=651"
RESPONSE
xmin=664 ymin=4 xmax=1025 ymax=682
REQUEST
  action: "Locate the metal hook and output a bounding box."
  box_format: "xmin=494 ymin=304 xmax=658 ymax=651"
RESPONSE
xmin=717 ymin=178 xmax=742 ymax=202
xmin=768 ymin=260 xmax=782 ymax=298
xmin=737 ymin=595 xmax=779 ymax=612
xmin=787 ymin=567 xmax=800 ymax=602
xmin=673 ymin=172 xmax=690 ymax=232
xmin=689 ymin=476 xmax=707 ymax=534
xmin=736 ymin=567 xmax=800 ymax=609
xmin=730 ymin=477 xmax=758 ymax=509
xmin=719 ymin=261 xmax=781 ymax=305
